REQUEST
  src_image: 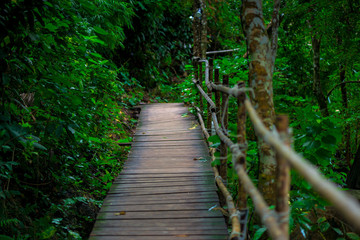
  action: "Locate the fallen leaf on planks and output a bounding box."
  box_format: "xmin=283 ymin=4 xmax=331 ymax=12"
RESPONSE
xmin=188 ymin=124 xmax=198 ymax=130
xmin=114 ymin=211 xmax=126 ymax=215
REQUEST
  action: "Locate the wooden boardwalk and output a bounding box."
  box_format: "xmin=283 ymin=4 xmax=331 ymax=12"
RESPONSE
xmin=89 ymin=103 xmax=228 ymax=240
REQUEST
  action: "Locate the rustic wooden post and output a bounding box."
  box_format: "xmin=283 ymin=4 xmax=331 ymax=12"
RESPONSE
xmin=199 ymin=62 xmax=204 ymax=112
xmin=236 ymin=82 xmax=247 ymax=238
xmin=193 ymin=60 xmax=200 ymax=110
xmin=214 ymin=68 xmax=224 ymax=206
xmin=219 ymin=75 xmax=229 ymax=182
xmin=214 ymin=69 xmax=221 ymax=122
xmin=207 ymin=59 xmax=213 ymax=134
xmin=194 ymin=60 xmax=199 ymax=81
xmin=275 ymin=115 xmax=291 ymax=239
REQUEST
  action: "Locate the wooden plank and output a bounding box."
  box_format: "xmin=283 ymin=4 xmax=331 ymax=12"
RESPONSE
xmin=110 ymin=183 xmax=217 ymax=190
xmin=114 ymin=176 xmax=214 ymax=183
xmin=103 ymin=195 xmax=220 ymax=206
xmin=120 ymin=168 xmax=214 ymax=174
xmin=96 ymin=210 xmax=224 ymax=220
xmin=92 ymin=218 xmax=226 ymax=227
xmin=125 ymin=156 xmax=210 ymax=161
xmin=93 ymin=225 xmax=225 ymax=231
xmin=134 ymin=135 xmax=203 ymax=142
xmin=109 ymin=185 xmax=217 ymax=194
xmin=134 ymin=130 xmax=201 ymax=136
xmin=128 ymin=147 xmax=209 ymax=153
xmin=91 ymin=229 xmax=227 ymax=236
xmin=103 ymin=192 xmax=218 ymax=201
xmin=111 ymin=180 xmax=214 ymax=188
xmin=122 ymin=165 xmax=212 ymax=171
xmin=108 ymin=187 xmax=217 ymax=196
xmin=89 ymin=235 xmax=227 ymax=240
xmin=127 ymin=153 xmax=209 ymax=159
xmin=123 ymin=162 xmax=210 ymax=169
xmin=129 ymin=145 xmax=206 ymax=150
xmin=131 ymin=140 xmax=207 ymax=147
xmin=114 ymin=175 xmax=214 ymax=183
xmin=103 ymin=198 xmax=220 ymax=206
xmin=101 ymin=203 xmax=218 ymax=212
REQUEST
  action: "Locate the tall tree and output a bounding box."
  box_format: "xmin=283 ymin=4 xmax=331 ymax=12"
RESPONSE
xmin=241 ymin=0 xmax=280 ymax=205
xmin=308 ymin=2 xmax=329 ymax=117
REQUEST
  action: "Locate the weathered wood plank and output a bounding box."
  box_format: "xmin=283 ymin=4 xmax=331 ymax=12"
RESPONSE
xmin=96 ymin=210 xmax=224 ymax=220
xmin=103 ymin=192 xmax=219 ymax=201
xmin=91 ymin=229 xmax=227 ymax=236
xmin=108 ymin=186 xmax=217 ymax=195
xmin=103 ymin=197 xmax=220 ymax=206
xmin=92 ymin=218 xmax=226 ymax=228
xmin=134 ymin=130 xmax=201 ymax=136
xmin=103 ymin=199 xmax=220 ymax=206
xmin=93 ymin=225 xmax=225 ymax=231
xmin=133 ymin=135 xmax=203 ymax=141
xmin=131 ymin=139 xmax=207 ymax=147
xmin=114 ymin=175 xmax=214 ymax=183
xmin=119 ymin=168 xmax=214 ymax=174
xmin=107 ymin=187 xmax=216 ymax=196
xmin=100 ymin=203 xmax=218 ymax=212
xmin=111 ymin=180 xmax=214 ymax=188
xmin=89 ymin=236 xmax=227 ymax=240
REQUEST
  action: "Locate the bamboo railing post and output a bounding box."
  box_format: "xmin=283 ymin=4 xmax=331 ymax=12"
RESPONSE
xmin=275 ymin=115 xmax=291 ymax=238
xmin=199 ymin=61 xmax=204 ymax=112
xmin=219 ymin=75 xmax=229 ymax=182
xmin=236 ymin=81 xmax=248 ymax=239
xmin=207 ymin=59 xmax=213 ymax=134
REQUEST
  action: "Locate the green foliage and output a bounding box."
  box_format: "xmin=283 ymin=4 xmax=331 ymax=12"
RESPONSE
xmin=0 ymin=0 xmax=141 ymax=238
xmin=181 ymin=0 xmax=360 ymax=238
xmin=115 ymin=0 xmax=193 ymax=89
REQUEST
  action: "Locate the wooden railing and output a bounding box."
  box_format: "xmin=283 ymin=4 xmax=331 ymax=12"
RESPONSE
xmin=191 ymin=57 xmax=360 ymax=240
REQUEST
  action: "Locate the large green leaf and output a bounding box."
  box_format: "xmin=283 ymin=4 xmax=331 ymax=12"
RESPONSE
xmin=253 ymin=227 xmax=267 ymax=240
xmin=93 ymin=26 xmax=108 ymax=35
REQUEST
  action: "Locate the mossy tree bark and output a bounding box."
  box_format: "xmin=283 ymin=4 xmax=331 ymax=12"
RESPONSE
xmin=241 ymin=0 xmax=280 ymax=206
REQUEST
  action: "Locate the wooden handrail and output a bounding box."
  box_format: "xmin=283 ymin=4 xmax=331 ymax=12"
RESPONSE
xmin=206 ymin=48 xmax=240 ymax=55
xmin=192 ymin=79 xmax=216 ymax=111
xmin=192 ymin=58 xmax=360 ymax=239
xmin=245 ymin=99 xmax=360 ymax=230
xmin=193 ymin=104 xmax=241 ymax=240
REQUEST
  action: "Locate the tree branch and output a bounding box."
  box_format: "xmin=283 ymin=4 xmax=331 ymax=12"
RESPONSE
xmin=327 ymin=81 xmax=360 ymax=98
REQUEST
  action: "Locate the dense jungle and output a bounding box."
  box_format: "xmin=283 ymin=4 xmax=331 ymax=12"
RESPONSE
xmin=1 ymin=0 xmax=360 ymax=239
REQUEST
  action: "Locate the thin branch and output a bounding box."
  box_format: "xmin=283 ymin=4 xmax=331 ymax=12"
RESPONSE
xmin=327 ymin=81 xmax=360 ymax=98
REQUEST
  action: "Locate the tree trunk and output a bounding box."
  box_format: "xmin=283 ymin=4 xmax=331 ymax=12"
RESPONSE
xmin=199 ymin=0 xmax=207 ymax=59
xmin=339 ymin=65 xmax=352 ymax=166
xmin=347 ymin=142 xmax=360 ymax=189
xmin=242 ymin=0 xmax=280 ymax=206
xmin=192 ymin=0 xmax=201 ymax=58
xmin=311 ymin=37 xmax=329 ymax=117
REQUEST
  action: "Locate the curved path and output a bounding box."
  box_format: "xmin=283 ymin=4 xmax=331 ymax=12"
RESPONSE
xmin=89 ymin=103 xmax=227 ymax=240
